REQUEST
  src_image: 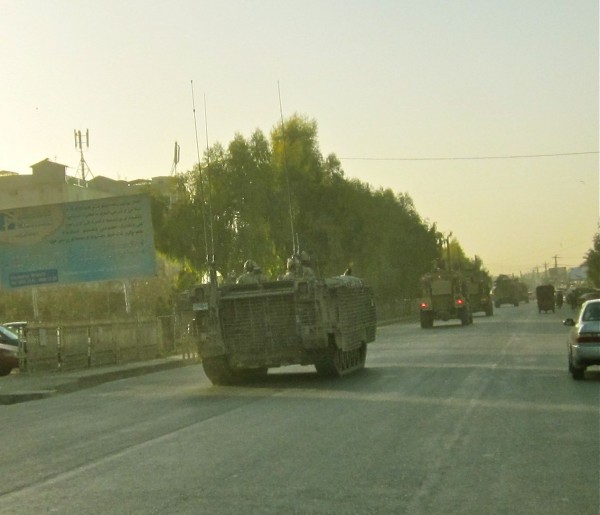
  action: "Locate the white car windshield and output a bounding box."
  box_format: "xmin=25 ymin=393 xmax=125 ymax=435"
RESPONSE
xmin=582 ymin=304 xmax=600 ymax=321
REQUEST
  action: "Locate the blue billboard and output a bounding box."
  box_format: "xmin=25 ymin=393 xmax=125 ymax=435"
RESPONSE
xmin=0 ymin=195 xmax=157 ymax=289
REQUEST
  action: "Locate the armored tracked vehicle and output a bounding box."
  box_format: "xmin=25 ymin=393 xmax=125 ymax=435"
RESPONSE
xmin=419 ymin=269 xmax=473 ymax=328
xmin=184 ymin=271 xmax=376 ymax=385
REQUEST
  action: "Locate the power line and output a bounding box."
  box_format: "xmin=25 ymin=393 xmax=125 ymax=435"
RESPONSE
xmin=339 ymin=151 xmax=598 ymax=162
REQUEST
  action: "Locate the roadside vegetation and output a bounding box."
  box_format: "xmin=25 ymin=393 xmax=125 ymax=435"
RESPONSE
xmin=5 ymin=115 xmax=596 ymax=322
xmin=584 ymin=232 xmax=600 ymax=288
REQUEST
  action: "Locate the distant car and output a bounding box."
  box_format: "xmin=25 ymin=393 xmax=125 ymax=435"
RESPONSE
xmin=563 ymin=299 xmax=600 ymax=380
xmin=0 ymin=324 xmax=20 ymax=376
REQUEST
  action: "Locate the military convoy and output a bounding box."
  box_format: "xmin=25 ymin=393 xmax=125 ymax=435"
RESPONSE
xmin=182 ymin=264 xmax=377 ymax=385
xmin=419 ymin=268 xmax=473 ymax=328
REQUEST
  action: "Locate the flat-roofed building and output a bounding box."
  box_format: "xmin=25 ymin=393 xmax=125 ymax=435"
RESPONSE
xmin=1 ymin=158 xmax=179 ymax=211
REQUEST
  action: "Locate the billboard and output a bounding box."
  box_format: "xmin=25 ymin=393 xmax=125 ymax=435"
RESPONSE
xmin=0 ymin=195 xmax=156 ymax=289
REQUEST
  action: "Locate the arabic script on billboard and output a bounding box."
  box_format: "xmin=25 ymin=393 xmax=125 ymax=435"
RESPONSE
xmin=0 ymin=195 xmax=156 ymax=289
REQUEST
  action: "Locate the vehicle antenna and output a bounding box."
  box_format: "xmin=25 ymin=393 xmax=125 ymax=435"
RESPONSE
xmin=278 ymin=81 xmax=297 ymax=256
xmin=202 ymin=92 xmax=216 ymax=266
xmin=190 ymin=80 xmax=211 ymax=269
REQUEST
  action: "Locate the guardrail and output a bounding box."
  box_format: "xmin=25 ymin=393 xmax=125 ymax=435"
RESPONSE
xmin=19 ymin=318 xmax=169 ymax=373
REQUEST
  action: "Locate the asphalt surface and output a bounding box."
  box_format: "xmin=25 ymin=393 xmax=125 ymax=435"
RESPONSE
xmin=0 ymin=356 xmax=195 ymax=404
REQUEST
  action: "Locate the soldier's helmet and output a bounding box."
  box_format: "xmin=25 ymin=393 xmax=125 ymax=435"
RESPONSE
xmin=299 ymin=251 xmax=311 ymax=265
xmin=243 ymin=260 xmax=256 ymax=272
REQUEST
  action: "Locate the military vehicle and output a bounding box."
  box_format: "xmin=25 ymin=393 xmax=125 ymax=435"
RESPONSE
xmin=492 ymin=274 xmax=520 ymax=307
xmin=419 ymin=269 xmax=473 ymax=328
xmin=536 ymin=284 xmax=555 ymax=313
xmin=466 ymin=272 xmax=493 ymax=316
xmin=182 ymin=267 xmax=376 ymax=385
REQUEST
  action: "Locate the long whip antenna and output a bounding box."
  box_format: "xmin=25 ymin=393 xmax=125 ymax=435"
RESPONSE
xmin=191 ymin=80 xmax=210 ymax=266
xmin=203 ymin=93 xmax=216 ymax=264
xmin=278 ymin=81 xmax=297 ymax=255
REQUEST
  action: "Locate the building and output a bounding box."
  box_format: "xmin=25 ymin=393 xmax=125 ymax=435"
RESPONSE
xmin=0 ymin=159 xmax=176 ymax=210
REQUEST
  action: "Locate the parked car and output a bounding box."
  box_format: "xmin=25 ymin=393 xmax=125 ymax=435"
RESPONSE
xmin=2 ymin=321 xmax=27 ymax=351
xmin=0 ymin=324 xmax=20 ymax=376
xmin=563 ymin=299 xmax=600 ymax=380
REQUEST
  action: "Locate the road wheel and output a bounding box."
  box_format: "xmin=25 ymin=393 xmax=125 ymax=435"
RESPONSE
xmin=0 ymin=365 xmax=12 ymax=377
xmin=315 ymin=343 xmax=366 ymax=377
xmin=570 ymin=367 xmax=585 ymax=380
xmin=460 ymin=309 xmax=469 ymax=326
xmin=568 ymin=355 xmax=585 ymax=380
xmin=420 ymin=312 xmax=433 ymax=329
xmin=202 ymin=356 xmax=235 ymax=385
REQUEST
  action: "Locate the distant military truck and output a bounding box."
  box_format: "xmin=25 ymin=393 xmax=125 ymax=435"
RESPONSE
xmin=183 ymin=270 xmax=377 ymax=385
xmin=466 ymin=272 xmax=493 ymax=316
xmin=419 ymin=269 xmax=473 ymax=328
xmin=493 ymin=275 xmax=520 ymax=308
xmin=536 ymin=284 xmax=555 ymax=313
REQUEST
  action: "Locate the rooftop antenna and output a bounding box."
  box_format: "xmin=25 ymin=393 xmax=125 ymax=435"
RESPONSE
xmin=74 ymin=129 xmax=93 ymax=181
xmin=278 ymin=81 xmax=297 ymax=255
xmin=170 ymin=141 xmax=180 ymax=175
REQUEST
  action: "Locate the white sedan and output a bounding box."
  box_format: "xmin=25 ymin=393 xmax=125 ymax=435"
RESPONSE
xmin=563 ymin=298 xmax=600 ymax=380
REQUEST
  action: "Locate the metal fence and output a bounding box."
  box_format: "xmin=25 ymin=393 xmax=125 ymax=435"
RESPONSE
xmin=19 ymin=316 xmax=192 ymax=374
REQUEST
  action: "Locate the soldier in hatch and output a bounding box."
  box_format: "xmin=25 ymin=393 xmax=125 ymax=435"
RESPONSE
xmin=298 ymin=251 xmax=316 ymax=280
xmin=237 ymin=260 xmax=260 ymax=284
xmin=280 ymin=255 xmax=301 ymax=280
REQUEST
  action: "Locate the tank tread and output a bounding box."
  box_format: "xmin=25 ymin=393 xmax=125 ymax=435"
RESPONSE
xmin=202 ymin=356 xmax=235 ymax=385
xmin=314 ymin=343 xmax=367 ymax=377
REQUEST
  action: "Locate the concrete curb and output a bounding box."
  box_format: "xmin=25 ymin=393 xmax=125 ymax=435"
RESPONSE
xmin=0 ymin=358 xmax=197 ymax=405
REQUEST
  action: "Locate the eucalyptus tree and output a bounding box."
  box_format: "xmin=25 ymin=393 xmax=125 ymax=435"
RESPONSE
xmin=151 ymin=113 xmax=486 ymax=312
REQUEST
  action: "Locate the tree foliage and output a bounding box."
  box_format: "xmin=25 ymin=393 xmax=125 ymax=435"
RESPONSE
xmin=153 ymin=114 xmax=456 ymax=304
xmin=585 ymin=232 xmax=600 ymax=287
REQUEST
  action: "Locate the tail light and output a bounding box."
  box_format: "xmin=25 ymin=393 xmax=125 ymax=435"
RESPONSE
xmin=455 ymin=298 xmax=464 ymax=307
xmin=420 ymin=302 xmax=429 ymax=309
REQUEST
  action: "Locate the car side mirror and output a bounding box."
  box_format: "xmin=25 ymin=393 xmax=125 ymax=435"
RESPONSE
xmin=563 ymin=319 xmax=575 ymax=326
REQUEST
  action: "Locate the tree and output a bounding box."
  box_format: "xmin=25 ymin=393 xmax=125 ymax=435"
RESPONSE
xmin=586 ymin=232 xmax=600 ymax=287
xmin=152 ymin=113 xmax=488 ymax=311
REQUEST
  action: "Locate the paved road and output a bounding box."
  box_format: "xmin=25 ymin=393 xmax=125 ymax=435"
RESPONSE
xmin=1 ymin=303 xmax=598 ymax=514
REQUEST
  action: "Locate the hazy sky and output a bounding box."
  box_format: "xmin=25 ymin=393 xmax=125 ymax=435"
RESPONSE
xmin=1 ymin=0 xmax=598 ymax=276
